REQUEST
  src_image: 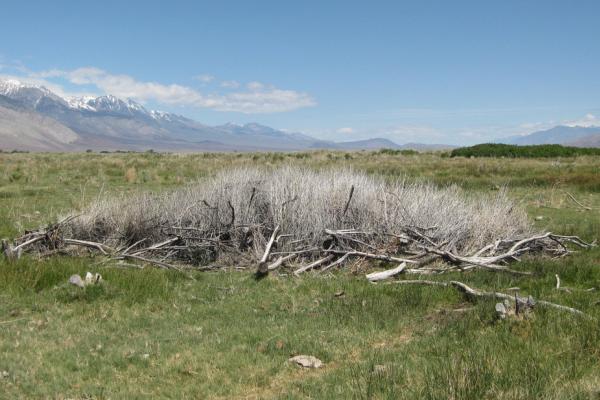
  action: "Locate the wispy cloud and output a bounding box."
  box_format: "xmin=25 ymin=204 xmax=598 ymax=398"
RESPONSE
xmin=564 ymin=113 xmax=600 ymax=128
xmin=19 ymin=66 xmax=316 ymax=114
xmin=194 ymin=74 xmax=214 ymax=83
xmin=336 ymin=127 xmax=354 ymax=134
xmin=220 ymin=80 xmax=240 ymax=89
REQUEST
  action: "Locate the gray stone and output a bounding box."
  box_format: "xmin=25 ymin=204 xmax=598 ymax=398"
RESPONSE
xmin=289 ymin=355 xmax=323 ymax=369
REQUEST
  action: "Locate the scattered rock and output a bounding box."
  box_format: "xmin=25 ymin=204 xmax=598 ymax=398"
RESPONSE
xmin=68 ymin=274 xmax=85 ymax=288
xmin=68 ymin=272 xmax=103 ymax=288
xmin=535 ymin=216 xmax=544 ymax=221
xmin=289 ymin=355 xmax=323 ymax=369
xmin=85 ymin=272 xmax=103 ymax=285
xmin=1 ymin=371 xmax=8 ymax=379
xmin=334 ymin=290 xmax=345 ymax=297
xmin=495 ymin=302 xmax=507 ymax=319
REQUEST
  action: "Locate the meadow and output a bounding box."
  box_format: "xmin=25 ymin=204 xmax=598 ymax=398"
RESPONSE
xmin=1 ymin=150 xmax=599 ymax=399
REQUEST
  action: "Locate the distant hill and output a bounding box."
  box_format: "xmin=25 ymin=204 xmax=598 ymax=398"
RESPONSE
xmin=316 ymin=138 xmax=454 ymax=151
xmin=327 ymin=138 xmax=400 ymax=150
xmin=499 ymin=125 xmax=600 ymax=147
xmin=0 ymin=78 xmax=446 ymax=152
xmin=567 ymin=133 xmax=600 ymax=148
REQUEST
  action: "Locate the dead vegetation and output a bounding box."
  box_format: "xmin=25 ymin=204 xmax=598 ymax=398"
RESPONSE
xmin=3 ymin=166 xmax=595 ymax=315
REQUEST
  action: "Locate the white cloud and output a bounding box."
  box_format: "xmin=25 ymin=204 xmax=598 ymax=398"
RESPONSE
xmin=247 ymin=81 xmax=264 ymax=91
xmin=194 ymin=74 xmax=214 ymax=83
xmin=24 ymin=67 xmax=315 ymax=114
xmin=336 ymin=127 xmax=354 ymax=134
xmin=564 ymin=113 xmax=600 ymax=128
xmin=220 ymin=80 xmax=240 ymax=89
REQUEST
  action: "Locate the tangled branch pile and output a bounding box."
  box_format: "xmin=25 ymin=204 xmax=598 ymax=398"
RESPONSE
xmin=4 ymin=167 xmax=594 ymax=277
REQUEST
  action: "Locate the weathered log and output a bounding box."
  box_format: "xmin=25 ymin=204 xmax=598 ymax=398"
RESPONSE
xmin=366 ymin=262 xmax=406 ymax=282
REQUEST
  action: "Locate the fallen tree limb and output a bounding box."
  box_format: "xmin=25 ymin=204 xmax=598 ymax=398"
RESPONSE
xmin=391 ymin=279 xmax=587 ymax=316
xmin=320 ymin=253 xmax=351 ymax=273
xmin=267 ymin=253 xmax=296 ymax=271
xmin=325 ymin=249 xmax=418 ymax=264
xmin=294 ymin=255 xmax=334 ymax=276
xmin=366 ymin=262 xmax=406 ymax=282
xmin=63 ymin=239 xmax=114 ymax=255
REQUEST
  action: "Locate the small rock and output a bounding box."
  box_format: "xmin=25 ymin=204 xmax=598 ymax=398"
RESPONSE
xmin=85 ymin=272 xmax=103 ymax=285
xmin=495 ymin=302 xmax=507 ymax=319
xmin=142 ymin=353 xmax=150 ymax=360
xmin=535 ymin=216 xmax=544 ymax=221
xmin=68 ymin=274 xmax=85 ymax=288
xmin=289 ymin=355 xmax=323 ymax=369
xmin=1 ymin=371 xmax=8 ymax=378
xmin=334 ymin=290 xmax=345 ymax=297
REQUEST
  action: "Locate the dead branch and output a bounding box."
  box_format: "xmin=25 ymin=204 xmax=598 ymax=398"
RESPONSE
xmin=366 ymin=262 xmax=406 ymax=282
xmin=294 ymin=255 xmax=335 ymax=275
xmin=325 ymin=249 xmax=418 ymax=264
xmin=392 ymin=279 xmax=586 ymax=316
xmin=256 ymin=225 xmax=281 ymax=276
xmin=343 ymin=185 xmax=355 ymax=216
xmin=565 ymin=191 xmax=592 ymax=211
xmin=267 ymin=254 xmax=296 ymax=271
xmin=63 ymin=239 xmax=114 ymax=255
xmin=320 ymin=253 xmax=351 ymax=273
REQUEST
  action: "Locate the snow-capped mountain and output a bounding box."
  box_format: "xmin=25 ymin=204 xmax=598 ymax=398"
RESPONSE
xmin=0 ymin=79 xmax=68 ymax=110
xmin=69 ymin=95 xmax=150 ymax=117
xmin=0 ymin=78 xmax=330 ymax=151
xmin=0 ymin=78 xmax=409 ymax=152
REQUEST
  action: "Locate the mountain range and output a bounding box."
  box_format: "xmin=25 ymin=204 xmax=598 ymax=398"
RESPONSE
xmin=2 ymin=79 xmax=598 ymax=151
xmin=498 ymin=125 xmax=600 ymax=147
xmin=0 ymin=79 xmax=446 ymax=152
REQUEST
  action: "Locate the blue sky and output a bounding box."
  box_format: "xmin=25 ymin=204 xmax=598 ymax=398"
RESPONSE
xmin=1 ymin=0 xmax=599 ymax=144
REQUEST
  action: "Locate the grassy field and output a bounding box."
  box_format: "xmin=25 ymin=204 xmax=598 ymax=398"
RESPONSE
xmin=1 ymin=151 xmax=599 ymax=399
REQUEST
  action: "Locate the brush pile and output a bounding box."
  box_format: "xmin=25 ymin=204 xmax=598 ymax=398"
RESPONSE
xmin=3 ymin=167 xmax=595 ymax=276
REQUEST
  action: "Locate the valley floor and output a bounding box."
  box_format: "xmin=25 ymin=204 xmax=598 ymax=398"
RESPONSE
xmin=1 ymin=151 xmax=599 ymax=399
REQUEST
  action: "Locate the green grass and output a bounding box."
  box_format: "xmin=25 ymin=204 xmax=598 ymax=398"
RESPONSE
xmin=1 ymin=151 xmax=600 ymax=399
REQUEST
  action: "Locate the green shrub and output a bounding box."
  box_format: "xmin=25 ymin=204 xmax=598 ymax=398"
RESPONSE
xmin=451 ymin=143 xmax=600 ymax=158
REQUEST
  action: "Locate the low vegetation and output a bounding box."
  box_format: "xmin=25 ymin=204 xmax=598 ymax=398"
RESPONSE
xmin=451 ymin=143 xmax=600 ymax=158
xmin=1 ymin=151 xmax=599 ymax=399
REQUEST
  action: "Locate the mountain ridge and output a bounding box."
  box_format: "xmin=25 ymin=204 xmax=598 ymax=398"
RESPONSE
xmin=0 ymin=78 xmax=451 ymax=152
xmin=497 ymin=125 xmax=600 ymax=147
